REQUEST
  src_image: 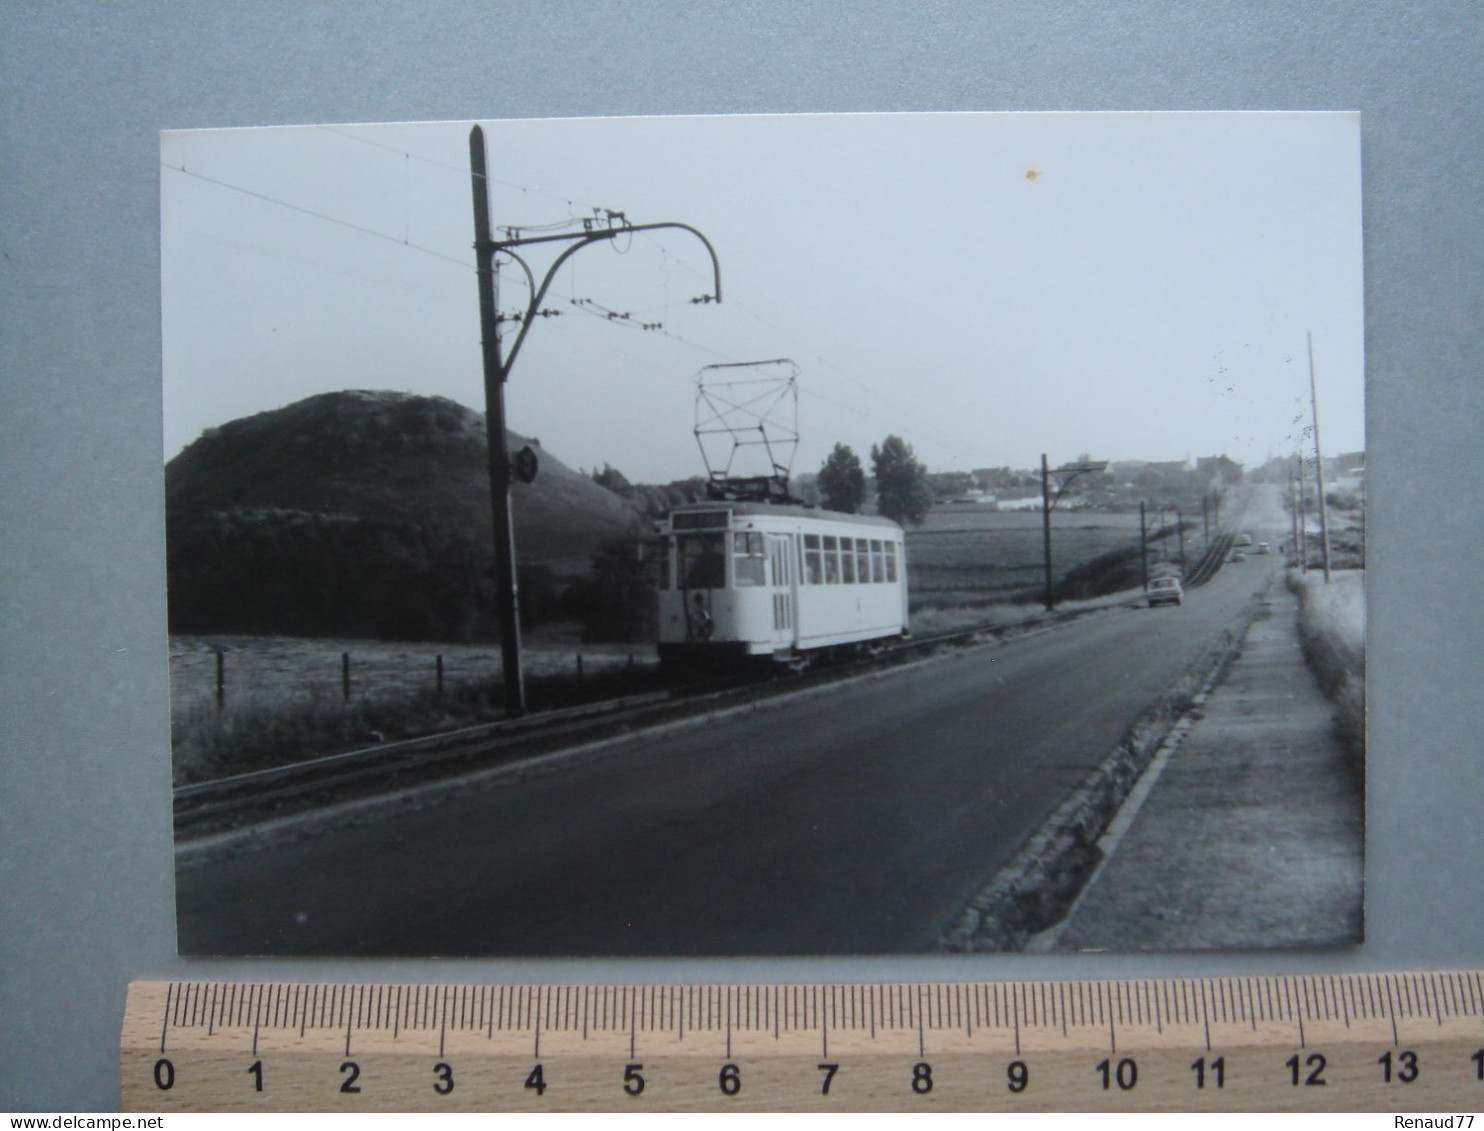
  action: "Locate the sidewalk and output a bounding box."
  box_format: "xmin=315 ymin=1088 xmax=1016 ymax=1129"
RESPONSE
xmin=1040 ymin=582 xmax=1364 ymax=951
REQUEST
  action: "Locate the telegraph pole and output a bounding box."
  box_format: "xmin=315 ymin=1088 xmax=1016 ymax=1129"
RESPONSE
xmin=468 ymin=124 xmax=722 ymax=717
xmin=1308 ymin=332 xmax=1334 ymax=583
xmin=470 ymin=127 xmax=525 ymax=715
xmin=1176 ymin=507 xmax=1187 ymax=574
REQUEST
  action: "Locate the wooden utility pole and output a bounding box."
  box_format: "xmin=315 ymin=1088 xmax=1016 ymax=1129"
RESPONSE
xmin=470 ymin=125 xmax=526 ymax=716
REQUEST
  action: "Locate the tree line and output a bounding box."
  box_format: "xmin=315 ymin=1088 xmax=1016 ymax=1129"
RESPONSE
xmin=817 ymin=434 xmax=934 ymax=525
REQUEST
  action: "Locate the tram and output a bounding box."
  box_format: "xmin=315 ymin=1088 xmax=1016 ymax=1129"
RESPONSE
xmin=655 ymin=501 xmax=909 ymax=664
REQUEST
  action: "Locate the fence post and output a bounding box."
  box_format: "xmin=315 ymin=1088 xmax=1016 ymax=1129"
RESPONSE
xmin=342 ymin=652 xmax=350 ymax=703
xmin=215 ymin=650 xmax=225 ymax=711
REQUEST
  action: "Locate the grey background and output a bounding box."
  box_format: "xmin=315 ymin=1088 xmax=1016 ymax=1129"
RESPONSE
xmin=1 ymin=1 xmax=1479 ymax=1112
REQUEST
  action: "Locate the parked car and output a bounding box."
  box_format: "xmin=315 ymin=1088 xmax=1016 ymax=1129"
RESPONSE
xmin=1256 ymin=541 xmax=1271 ymax=555
xmin=1234 ymin=533 xmax=1253 ymax=547
xmin=1230 ymin=551 xmax=1247 ymax=562
xmin=1147 ymin=576 xmax=1184 ymax=607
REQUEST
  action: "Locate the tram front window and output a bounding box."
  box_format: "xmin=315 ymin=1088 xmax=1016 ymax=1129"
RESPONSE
xmin=679 ymin=533 xmax=727 ymax=589
xmin=733 ymin=532 xmax=766 ymax=586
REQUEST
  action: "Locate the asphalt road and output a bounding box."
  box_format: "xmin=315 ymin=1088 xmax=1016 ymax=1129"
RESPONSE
xmin=177 ymin=488 xmax=1292 ymax=956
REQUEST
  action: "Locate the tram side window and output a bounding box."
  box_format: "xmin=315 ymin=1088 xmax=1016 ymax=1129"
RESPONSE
xmin=803 ymin=534 xmax=822 ymax=585
xmin=679 ymin=533 xmax=727 ymax=589
xmin=840 ymin=535 xmax=856 ymax=583
xmin=885 ymin=542 xmax=898 ymax=583
xmin=870 ymin=539 xmax=884 ymax=583
xmin=855 ymin=539 xmax=871 ymax=584
xmin=822 ymin=536 xmax=840 ymax=584
xmin=733 ymin=532 xmax=766 ymax=586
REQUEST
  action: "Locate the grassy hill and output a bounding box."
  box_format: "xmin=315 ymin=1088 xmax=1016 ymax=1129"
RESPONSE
xmin=166 ymin=390 xmax=646 ymax=641
xmin=166 ymin=390 xmax=643 ymax=563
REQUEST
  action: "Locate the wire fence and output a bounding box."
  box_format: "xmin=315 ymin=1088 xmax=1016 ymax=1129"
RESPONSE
xmin=169 ymin=636 xmax=654 ymax=716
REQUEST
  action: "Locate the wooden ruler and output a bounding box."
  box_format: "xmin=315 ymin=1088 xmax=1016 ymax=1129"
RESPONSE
xmin=123 ymin=974 xmax=1484 ymax=1111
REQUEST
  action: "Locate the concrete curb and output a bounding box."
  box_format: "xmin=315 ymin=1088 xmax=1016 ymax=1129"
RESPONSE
xmin=936 ymin=587 xmax=1268 ymax=953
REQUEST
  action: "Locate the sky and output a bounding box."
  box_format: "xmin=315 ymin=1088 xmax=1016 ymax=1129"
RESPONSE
xmin=161 ymin=112 xmax=1364 ymax=484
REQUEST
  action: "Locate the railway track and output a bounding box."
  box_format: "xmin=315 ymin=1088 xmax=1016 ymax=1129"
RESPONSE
xmin=174 ymin=572 xmax=1230 ymax=840
xmin=1184 ymin=531 xmax=1236 ymax=586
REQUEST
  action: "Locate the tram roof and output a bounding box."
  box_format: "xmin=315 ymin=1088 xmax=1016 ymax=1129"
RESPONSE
xmin=666 ymin=501 xmax=903 ymax=531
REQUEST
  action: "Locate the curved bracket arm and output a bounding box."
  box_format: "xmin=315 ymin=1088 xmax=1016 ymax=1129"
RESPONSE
xmin=1049 ymin=464 xmax=1107 ymax=511
xmin=495 ymin=248 xmax=536 ymax=311
xmin=500 ymin=221 xmax=722 ymax=373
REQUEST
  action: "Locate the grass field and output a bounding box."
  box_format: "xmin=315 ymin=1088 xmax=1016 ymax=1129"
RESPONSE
xmin=906 ymin=505 xmax=1197 ymax=608
xmin=169 ymin=630 xmax=650 ymax=718
xmin=169 ymin=630 xmax=656 ymax=783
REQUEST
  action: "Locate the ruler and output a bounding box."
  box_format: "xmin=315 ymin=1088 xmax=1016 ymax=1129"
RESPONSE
xmin=123 ymin=974 xmax=1484 ymax=1111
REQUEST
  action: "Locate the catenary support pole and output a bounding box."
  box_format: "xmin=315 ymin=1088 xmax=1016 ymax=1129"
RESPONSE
xmin=470 ymin=125 xmax=526 ymax=716
xmin=1040 ymin=453 xmax=1054 ymax=611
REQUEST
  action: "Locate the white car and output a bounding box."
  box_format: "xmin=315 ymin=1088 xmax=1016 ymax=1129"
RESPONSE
xmin=1147 ymin=576 xmax=1184 ymax=607
xmin=1256 ymin=541 xmax=1271 ymax=555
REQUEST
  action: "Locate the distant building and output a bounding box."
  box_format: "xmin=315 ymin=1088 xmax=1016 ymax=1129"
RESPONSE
xmin=1329 ymin=450 xmax=1365 ymax=492
xmin=972 ymin=466 xmax=1037 ymax=491
xmin=1113 ymin=458 xmax=1192 ymax=476
xmin=926 ymin=470 xmax=978 ymax=500
xmin=994 ymin=486 xmax=1045 ymax=511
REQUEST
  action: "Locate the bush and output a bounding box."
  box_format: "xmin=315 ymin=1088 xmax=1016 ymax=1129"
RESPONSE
xmin=1053 ymin=545 xmax=1143 ymax=602
xmin=1290 ymin=570 xmax=1365 ymax=773
xmin=167 ymin=507 xmax=496 ymax=642
xmin=563 ymin=539 xmax=658 ymax=643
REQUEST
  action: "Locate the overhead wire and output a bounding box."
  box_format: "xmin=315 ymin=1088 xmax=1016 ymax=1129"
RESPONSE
xmin=319 ymin=125 xmax=636 ymax=239
xmin=161 ymin=160 xmax=475 ymax=272
xmin=170 ymin=224 xmax=471 ymax=305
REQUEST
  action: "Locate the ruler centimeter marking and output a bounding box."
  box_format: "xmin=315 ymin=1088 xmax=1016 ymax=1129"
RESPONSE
xmin=123 ymin=974 xmax=1484 ymax=1111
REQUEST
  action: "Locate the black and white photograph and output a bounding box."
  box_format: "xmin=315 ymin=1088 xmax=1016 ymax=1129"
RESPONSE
xmin=162 ymin=112 xmax=1365 ymax=957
